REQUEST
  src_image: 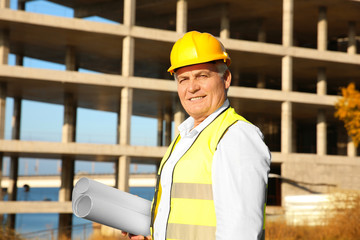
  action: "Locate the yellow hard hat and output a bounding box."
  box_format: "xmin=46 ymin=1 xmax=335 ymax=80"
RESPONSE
xmin=168 ymin=31 xmax=231 ymax=74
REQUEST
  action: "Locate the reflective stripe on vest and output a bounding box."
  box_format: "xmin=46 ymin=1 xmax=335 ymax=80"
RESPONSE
xmin=151 ymin=107 xmax=249 ymax=240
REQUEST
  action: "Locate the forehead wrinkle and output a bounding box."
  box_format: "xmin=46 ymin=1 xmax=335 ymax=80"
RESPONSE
xmin=178 ymin=68 xmax=213 ymax=79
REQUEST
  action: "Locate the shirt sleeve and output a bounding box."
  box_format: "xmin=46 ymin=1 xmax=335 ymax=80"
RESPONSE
xmin=212 ymin=121 xmax=271 ymax=240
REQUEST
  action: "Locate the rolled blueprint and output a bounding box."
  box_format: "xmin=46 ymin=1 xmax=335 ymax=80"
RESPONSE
xmin=73 ymin=177 xmax=151 ymax=216
xmin=72 ymin=177 xmax=152 ymax=236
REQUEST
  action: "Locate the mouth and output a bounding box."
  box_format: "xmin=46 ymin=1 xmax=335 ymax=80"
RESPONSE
xmin=189 ymin=96 xmax=205 ymax=101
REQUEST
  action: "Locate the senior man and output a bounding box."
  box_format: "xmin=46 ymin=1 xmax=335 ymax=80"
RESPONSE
xmin=126 ymin=31 xmax=271 ymax=240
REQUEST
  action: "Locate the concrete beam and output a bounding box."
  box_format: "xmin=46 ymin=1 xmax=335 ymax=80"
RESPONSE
xmin=0 ymin=65 xmax=339 ymax=107
xmin=270 ymin=152 xmax=360 ymax=165
xmin=2 ymin=9 xmax=360 ymax=65
xmin=0 ymin=140 xmax=167 ymax=160
xmin=1 ymin=173 xmax=157 ymax=188
xmin=0 ymin=65 xmax=178 ymax=92
xmin=0 ymin=201 xmax=73 ymax=214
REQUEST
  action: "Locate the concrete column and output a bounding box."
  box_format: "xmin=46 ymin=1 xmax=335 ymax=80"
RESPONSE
xmin=0 ymin=0 xmax=9 ymax=8
xmin=0 ymin=28 xmax=8 ymax=206
xmin=58 ymin=93 xmax=76 ymax=240
xmin=317 ymin=110 xmax=327 ymax=156
xmin=0 ymin=30 xmax=9 ymax=65
xmin=257 ymin=72 xmax=266 ymax=88
xmin=258 ymin=20 xmax=266 ymax=43
xmin=123 ymin=0 xmax=136 ymax=27
xmin=122 ymin=36 xmax=134 ymax=77
xmin=116 ymin=87 xmax=132 ymax=192
xmin=61 ymin=94 xmax=76 ymax=144
xmin=118 ymin=88 xmax=132 ymax=145
xmin=317 ymin=67 xmax=327 ymax=95
xmin=174 ymin=101 xmax=185 ymax=137
xmin=157 ymin=106 xmax=164 ymax=146
xmin=282 ymin=0 xmax=293 ymax=47
xmin=316 ymin=68 xmax=327 ymax=156
xmin=348 ymin=21 xmax=357 ymax=54
xmin=282 ymin=55 xmax=292 ymax=91
xmin=65 ymin=46 xmax=77 ymax=71
xmin=317 ymin=6 xmax=327 ymax=51
xmin=164 ymin=106 xmax=172 ymax=146
xmin=17 ymin=0 xmax=25 ymax=10
xmin=343 ymin=14 xmax=357 ymax=157
xmin=6 ymin=98 xmax=21 ymax=229
xmin=220 ymin=4 xmax=230 ymax=39
xmin=116 ymin=2 xmax=135 ymax=191
xmin=232 ymin=67 xmax=241 ymax=86
xmin=176 ymin=0 xmax=187 ymax=33
xmin=281 ymin=101 xmax=292 ymax=154
xmin=347 ymin=136 xmax=357 ymax=157
xmin=0 ymin=83 xmax=6 ymax=204
xmin=282 ymin=0 xmax=293 ymax=92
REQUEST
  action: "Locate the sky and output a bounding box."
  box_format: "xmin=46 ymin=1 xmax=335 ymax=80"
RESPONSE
xmin=2 ymin=0 xmax=168 ymax=176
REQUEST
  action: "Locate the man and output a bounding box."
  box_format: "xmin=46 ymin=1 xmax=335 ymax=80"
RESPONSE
xmin=126 ymin=31 xmax=271 ymax=240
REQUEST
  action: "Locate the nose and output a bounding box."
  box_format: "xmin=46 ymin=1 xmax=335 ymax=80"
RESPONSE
xmin=187 ymin=79 xmax=200 ymax=93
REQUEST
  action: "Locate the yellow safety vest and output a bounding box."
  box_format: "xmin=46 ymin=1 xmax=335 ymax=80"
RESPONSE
xmin=151 ymin=107 xmax=250 ymax=240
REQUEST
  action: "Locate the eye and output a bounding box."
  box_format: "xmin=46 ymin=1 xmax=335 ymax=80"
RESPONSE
xmin=178 ymin=77 xmax=188 ymax=84
xmin=198 ymin=74 xmax=209 ymax=79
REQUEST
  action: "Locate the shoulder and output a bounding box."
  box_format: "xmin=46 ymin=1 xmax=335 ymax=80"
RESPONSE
xmin=224 ymin=120 xmax=264 ymax=143
xmin=217 ymin=120 xmax=271 ymax=161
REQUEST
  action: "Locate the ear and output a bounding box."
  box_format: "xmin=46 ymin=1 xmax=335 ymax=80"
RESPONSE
xmin=223 ymin=70 xmax=232 ymax=90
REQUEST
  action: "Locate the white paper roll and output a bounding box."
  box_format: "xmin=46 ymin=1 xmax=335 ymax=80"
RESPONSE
xmin=73 ymin=177 xmax=151 ymax=216
xmin=72 ymin=177 xmax=152 ymax=236
xmin=74 ymin=194 xmax=151 ymax=236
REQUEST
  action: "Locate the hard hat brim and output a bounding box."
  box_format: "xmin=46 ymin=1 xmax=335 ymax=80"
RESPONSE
xmin=168 ymin=56 xmax=231 ymax=74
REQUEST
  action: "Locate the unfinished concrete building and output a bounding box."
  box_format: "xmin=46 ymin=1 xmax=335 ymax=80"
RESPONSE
xmin=0 ymin=0 xmax=360 ymax=238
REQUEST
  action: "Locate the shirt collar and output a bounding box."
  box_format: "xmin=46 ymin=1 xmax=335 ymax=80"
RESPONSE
xmin=178 ymin=99 xmax=230 ymax=138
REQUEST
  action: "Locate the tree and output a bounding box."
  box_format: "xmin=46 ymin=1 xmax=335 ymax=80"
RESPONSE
xmin=334 ymin=82 xmax=360 ymax=147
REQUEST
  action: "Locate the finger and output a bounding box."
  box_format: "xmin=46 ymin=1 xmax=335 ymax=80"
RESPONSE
xmin=129 ymin=235 xmax=145 ymax=240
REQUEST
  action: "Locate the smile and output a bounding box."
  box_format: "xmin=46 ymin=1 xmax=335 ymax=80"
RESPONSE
xmin=190 ymin=96 xmax=204 ymax=101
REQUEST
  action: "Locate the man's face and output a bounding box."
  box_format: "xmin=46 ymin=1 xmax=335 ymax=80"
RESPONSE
xmin=176 ymin=63 xmax=231 ymax=126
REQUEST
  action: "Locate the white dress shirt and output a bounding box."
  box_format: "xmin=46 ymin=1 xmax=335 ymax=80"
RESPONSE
xmin=153 ymin=99 xmax=271 ymax=240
